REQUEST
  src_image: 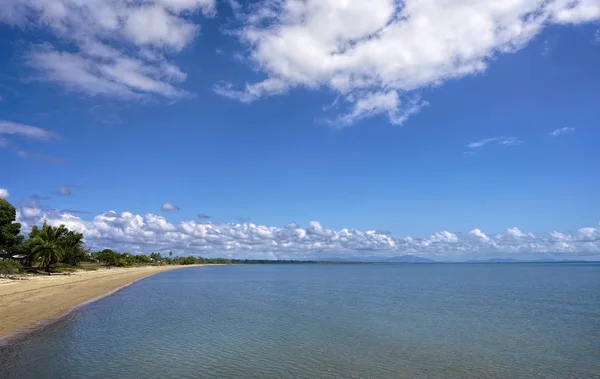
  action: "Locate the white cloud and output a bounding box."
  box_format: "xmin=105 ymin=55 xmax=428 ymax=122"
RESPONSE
xmin=218 ymin=0 xmax=600 ymax=126
xmin=58 ymin=186 xmax=72 ymax=196
xmin=506 ymin=227 xmax=535 ymax=239
xmin=466 ymin=136 xmax=523 ymax=149
xmin=469 ymin=228 xmax=490 ymax=241
xmin=577 ymin=227 xmax=600 ymax=240
xmin=21 ymin=206 xmax=42 ymax=219
xmin=429 ymin=231 xmax=459 ymax=243
xmin=16 ymin=208 xmax=599 ymax=260
xmin=161 ymin=202 xmax=181 ymax=211
xmin=0 ymin=0 xmax=215 ymax=100
xmin=0 ymin=120 xmax=65 ymax=163
xmin=333 ymin=92 xmax=428 ymax=127
xmin=549 ymin=127 xmax=575 ymax=136
xmin=0 ymin=120 xmax=59 ymax=140
xmin=0 ymin=188 xmax=9 ymax=198
xmin=497 ymin=137 xmax=523 ymax=146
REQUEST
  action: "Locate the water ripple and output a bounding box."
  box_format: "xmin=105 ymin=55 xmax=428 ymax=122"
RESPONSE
xmin=1 ymin=264 xmax=599 ymax=378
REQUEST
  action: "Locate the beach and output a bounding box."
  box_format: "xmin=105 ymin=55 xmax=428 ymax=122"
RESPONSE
xmin=0 ymin=265 xmax=201 ymax=341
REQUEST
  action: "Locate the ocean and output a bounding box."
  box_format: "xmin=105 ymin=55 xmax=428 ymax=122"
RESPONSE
xmin=1 ymin=263 xmax=599 ymax=378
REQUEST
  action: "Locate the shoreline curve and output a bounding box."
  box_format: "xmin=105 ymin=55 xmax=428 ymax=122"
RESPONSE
xmin=0 ymin=265 xmax=205 ymax=346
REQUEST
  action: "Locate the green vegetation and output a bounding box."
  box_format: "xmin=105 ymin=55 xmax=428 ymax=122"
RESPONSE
xmin=0 ymin=198 xmax=24 ymax=258
xmin=28 ymin=222 xmax=66 ymax=273
xmin=0 ymin=259 xmax=23 ymax=276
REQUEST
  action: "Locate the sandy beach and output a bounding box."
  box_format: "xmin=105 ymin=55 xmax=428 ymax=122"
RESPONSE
xmin=0 ymin=265 xmax=201 ymax=342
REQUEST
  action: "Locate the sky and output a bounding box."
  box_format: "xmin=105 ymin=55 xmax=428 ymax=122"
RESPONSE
xmin=1 ymin=0 xmax=599 ymax=261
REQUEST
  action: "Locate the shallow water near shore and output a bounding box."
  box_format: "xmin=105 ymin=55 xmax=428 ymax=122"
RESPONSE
xmin=1 ymin=263 xmax=599 ymax=378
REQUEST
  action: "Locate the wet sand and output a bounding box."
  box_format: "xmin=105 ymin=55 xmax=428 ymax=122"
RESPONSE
xmin=0 ymin=265 xmax=202 ymax=343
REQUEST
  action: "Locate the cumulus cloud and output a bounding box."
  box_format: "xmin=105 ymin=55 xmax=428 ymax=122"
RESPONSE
xmin=14 ymin=207 xmax=600 ymax=260
xmin=549 ymin=127 xmax=575 ymax=136
xmin=58 ymin=186 xmax=72 ymax=196
xmin=0 ymin=188 xmax=9 ymax=198
xmin=469 ymin=228 xmax=490 ymax=242
xmin=20 ymin=206 xmax=42 ymax=219
xmin=506 ymin=227 xmax=535 ymax=239
xmin=429 ymin=231 xmax=459 ymax=243
xmin=217 ymin=0 xmax=600 ymax=126
xmin=0 ymin=0 xmax=215 ymax=100
xmin=161 ymin=202 xmax=180 ymax=211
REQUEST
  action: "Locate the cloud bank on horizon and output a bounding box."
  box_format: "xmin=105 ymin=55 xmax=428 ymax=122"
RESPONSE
xmin=1 ymin=0 xmax=599 ymax=125
xmin=13 ymin=204 xmax=600 ymax=261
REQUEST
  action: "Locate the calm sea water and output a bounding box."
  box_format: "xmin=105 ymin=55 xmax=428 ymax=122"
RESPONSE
xmin=1 ymin=263 xmax=599 ymax=378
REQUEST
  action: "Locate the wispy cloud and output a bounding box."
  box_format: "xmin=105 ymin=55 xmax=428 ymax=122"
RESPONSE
xmin=58 ymin=186 xmax=72 ymax=196
xmin=0 ymin=120 xmax=59 ymax=140
xmin=328 ymin=92 xmax=429 ymax=127
xmin=15 ymin=150 xmax=67 ymax=164
xmin=0 ymin=0 xmax=215 ymax=101
xmin=0 ymin=120 xmax=66 ymax=163
xmin=58 ymin=209 xmax=91 ymax=215
xmin=197 ymin=213 xmax=211 ymax=220
xmin=466 ymin=137 xmax=523 ymax=149
xmin=161 ymin=202 xmax=180 ymax=211
xmin=497 ymin=137 xmax=523 ymax=146
xmin=549 ymin=127 xmax=575 ymax=137
xmin=31 ymin=194 xmax=50 ymax=201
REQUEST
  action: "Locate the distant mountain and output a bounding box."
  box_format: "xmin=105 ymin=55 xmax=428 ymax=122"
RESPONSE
xmin=383 ymin=255 xmax=436 ymax=263
xmin=325 ymin=255 xmax=435 ymax=263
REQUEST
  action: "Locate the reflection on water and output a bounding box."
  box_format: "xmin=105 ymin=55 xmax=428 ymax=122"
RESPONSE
xmin=1 ymin=263 xmax=599 ymax=378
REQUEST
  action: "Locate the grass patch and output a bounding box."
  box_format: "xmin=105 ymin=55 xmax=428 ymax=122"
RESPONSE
xmin=78 ymin=262 xmax=110 ymax=271
xmin=0 ymin=259 xmax=24 ymax=277
xmin=52 ymin=263 xmax=78 ymax=273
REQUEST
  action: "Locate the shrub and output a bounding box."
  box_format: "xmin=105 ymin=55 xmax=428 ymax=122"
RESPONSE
xmin=0 ymin=259 xmax=23 ymax=276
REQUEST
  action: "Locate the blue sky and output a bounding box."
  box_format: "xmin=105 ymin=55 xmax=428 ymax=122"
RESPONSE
xmin=1 ymin=0 xmax=599 ymax=260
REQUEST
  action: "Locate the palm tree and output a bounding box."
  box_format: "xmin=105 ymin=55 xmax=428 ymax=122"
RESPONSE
xmin=28 ymin=222 xmax=64 ymax=273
